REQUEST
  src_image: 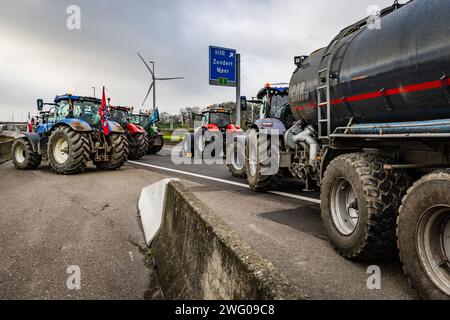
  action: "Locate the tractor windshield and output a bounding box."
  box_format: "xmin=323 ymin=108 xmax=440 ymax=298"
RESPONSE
xmin=208 ymin=112 xmax=231 ymax=128
xmin=131 ymin=115 xmax=150 ymax=128
xmin=56 ymin=100 xmax=101 ymax=126
xmin=110 ymin=109 xmax=129 ymax=127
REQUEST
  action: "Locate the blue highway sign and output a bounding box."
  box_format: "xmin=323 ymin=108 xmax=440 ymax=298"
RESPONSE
xmin=209 ymin=45 xmax=237 ymax=87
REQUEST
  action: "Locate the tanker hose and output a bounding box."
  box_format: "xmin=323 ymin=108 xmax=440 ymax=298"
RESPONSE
xmin=292 ymin=127 xmax=319 ymax=163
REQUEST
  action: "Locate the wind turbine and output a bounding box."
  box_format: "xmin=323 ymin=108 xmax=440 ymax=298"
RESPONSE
xmin=137 ymin=52 xmax=185 ymax=111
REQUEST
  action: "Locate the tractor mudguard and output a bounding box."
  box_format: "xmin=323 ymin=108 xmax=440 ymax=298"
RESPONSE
xmin=16 ymin=133 xmax=41 ymax=153
xmin=126 ymin=123 xmax=145 ymax=134
xmin=254 ymin=118 xmax=287 ymax=135
xmin=108 ymin=120 xmax=125 ymax=134
xmin=55 ymin=119 xmax=92 ymax=132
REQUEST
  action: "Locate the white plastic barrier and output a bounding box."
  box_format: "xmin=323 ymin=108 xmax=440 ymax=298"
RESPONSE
xmin=138 ymin=178 xmax=178 ymax=246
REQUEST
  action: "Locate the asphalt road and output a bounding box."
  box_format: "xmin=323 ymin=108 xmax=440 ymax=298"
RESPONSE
xmin=0 ymin=162 xmax=163 ymax=300
xmin=129 ymin=145 xmax=418 ymax=300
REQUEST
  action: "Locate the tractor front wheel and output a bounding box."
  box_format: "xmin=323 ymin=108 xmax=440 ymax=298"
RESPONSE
xmin=95 ymin=133 xmax=129 ymax=170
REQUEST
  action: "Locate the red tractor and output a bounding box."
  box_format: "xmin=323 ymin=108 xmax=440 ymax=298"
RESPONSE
xmin=183 ymin=107 xmax=245 ymax=177
xmin=109 ymin=105 xmax=147 ymax=160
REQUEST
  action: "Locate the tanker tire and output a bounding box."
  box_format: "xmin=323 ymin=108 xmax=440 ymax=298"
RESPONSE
xmin=48 ymin=126 xmax=90 ymax=175
xmin=129 ymin=133 xmax=146 ymax=160
xmin=321 ymin=153 xmax=410 ymax=260
xmin=245 ymin=129 xmax=281 ymax=191
xmin=96 ymin=133 xmax=129 ymax=171
xmin=12 ymin=138 xmax=42 ymax=170
xmin=397 ymin=170 xmax=450 ymax=300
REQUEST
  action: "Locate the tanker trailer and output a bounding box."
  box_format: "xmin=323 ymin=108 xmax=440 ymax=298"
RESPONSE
xmin=245 ymin=0 xmax=450 ymax=299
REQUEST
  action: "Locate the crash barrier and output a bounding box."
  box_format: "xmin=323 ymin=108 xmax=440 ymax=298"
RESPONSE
xmin=144 ymin=180 xmax=302 ymax=300
xmin=0 ymin=139 xmax=13 ymax=163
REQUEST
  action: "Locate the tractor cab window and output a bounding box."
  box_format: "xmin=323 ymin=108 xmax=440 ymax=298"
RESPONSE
xmin=270 ymin=95 xmax=289 ymax=118
xmin=110 ymin=109 xmax=129 ymax=126
xmin=56 ymin=100 xmax=101 ymax=126
xmin=209 ymin=112 xmax=231 ymax=128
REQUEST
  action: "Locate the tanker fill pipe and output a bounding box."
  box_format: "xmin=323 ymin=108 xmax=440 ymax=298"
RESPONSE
xmin=292 ymin=126 xmax=319 ymax=163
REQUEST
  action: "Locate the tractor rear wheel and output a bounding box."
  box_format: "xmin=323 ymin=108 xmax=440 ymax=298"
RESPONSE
xmin=11 ymin=138 xmax=42 ymax=170
xmin=321 ymin=153 xmax=410 ymax=260
xmin=129 ymin=133 xmax=146 ymax=160
xmin=95 ymin=133 xmax=129 ymax=170
xmin=398 ymin=170 xmax=450 ymax=300
xmin=48 ymin=126 xmax=90 ymax=175
xmin=245 ymin=129 xmax=281 ymax=191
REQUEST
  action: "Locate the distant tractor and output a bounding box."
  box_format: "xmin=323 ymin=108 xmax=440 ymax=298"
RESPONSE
xmin=109 ymin=105 xmax=147 ymax=160
xmin=11 ymin=95 xmax=129 ymax=174
xmin=183 ymin=107 xmax=245 ymax=177
xmin=131 ymin=110 xmax=164 ymax=155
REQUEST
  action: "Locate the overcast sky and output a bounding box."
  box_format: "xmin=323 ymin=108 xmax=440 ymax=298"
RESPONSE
xmin=0 ymin=0 xmax=407 ymax=121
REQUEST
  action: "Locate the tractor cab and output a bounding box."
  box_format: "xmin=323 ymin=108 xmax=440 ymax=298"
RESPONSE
xmin=256 ymin=84 xmax=293 ymax=128
xmin=53 ymin=95 xmax=102 ymax=127
xmin=110 ymin=106 xmax=132 ymax=127
xmin=200 ymin=107 xmax=234 ymax=132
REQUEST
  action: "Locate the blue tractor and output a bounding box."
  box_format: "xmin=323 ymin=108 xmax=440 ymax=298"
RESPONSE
xmin=11 ymin=95 xmax=129 ymax=174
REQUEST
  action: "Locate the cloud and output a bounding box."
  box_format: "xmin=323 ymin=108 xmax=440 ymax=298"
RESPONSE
xmin=0 ymin=0 xmax=404 ymax=120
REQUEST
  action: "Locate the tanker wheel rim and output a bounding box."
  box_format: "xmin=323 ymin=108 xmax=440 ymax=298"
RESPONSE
xmin=14 ymin=144 xmax=26 ymax=164
xmin=417 ymin=205 xmax=450 ymax=296
xmin=330 ymin=177 xmax=359 ymax=236
xmin=53 ymin=137 xmax=69 ymax=164
xmin=248 ymin=134 xmax=258 ymax=176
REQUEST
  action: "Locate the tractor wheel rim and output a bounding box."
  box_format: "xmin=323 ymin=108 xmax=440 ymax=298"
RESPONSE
xmin=232 ymin=141 xmax=245 ymax=171
xmin=197 ymin=135 xmax=205 ymax=153
xmin=15 ymin=144 xmax=26 ymax=164
xmin=249 ymin=133 xmax=258 ymax=176
xmin=330 ymin=178 xmax=359 ymax=236
xmin=417 ymin=205 xmax=450 ymax=295
xmin=53 ymin=137 xmax=69 ymax=164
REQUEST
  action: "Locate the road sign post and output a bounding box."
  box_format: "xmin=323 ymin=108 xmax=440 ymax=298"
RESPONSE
xmin=209 ymin=46 xmax=241 ymax=126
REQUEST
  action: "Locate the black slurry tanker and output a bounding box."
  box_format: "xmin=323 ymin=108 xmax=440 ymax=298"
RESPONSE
xmin=245 ymin=0 xmax=450 ymax=299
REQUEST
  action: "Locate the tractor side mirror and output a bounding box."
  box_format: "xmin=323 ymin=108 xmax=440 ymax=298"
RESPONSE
xmin=240 ymin=96 xmax=248 ymax=111
xmin=37 ymin=99 xmax=44 ymax=111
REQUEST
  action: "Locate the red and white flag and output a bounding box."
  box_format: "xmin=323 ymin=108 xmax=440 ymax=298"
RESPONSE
xmin=27 ymin=112 xmax=33 ymax=133
xmin=99 ymin=87 xmax=111 ymax=136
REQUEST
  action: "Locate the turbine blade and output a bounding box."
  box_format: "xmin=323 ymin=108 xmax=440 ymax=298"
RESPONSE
xmin=156 ymin=77 xmax=185 ymax=80
xmin=142 ymin=82 xmax=154 ymax=106
xmin=137 ymin=52 xmax=154 ymax=77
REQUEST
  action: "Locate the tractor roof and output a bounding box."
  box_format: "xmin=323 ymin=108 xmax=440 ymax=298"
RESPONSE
xmin=257 ymin=86 xmax=289 ymax=99
xmin=204 ymin=107 xmax=232 ymax=114
xmin=54 ymin=95 xmax=101 ymax=104
xmin=110 ymin=106 xmax=132 ymax=112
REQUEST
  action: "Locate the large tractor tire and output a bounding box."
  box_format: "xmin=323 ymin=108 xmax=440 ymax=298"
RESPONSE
xmin=227 ymin=137 xmax=246 ymax=178
xmin=148 ymin=134 xmax=164 ymax=155
xmin=245 ymin=129 xmax=281 ymax=191
xmin=11 ymin=138 xmax=42 ymax=170
xmin=398 ymin=170 xmax=450 ymax=300
xmin=321 ymin=153 xmax=409 ymax=260
xmin=96 ymin=133 xmax=129 ymax=171
xmin=48 ymin=126 xmax=90 ymax=175
xmin=129 ymin=133 xmax=146 ymax=160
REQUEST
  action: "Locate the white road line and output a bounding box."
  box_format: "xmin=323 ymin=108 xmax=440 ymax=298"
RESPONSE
xmin=128 ymin=161 xmax=321 ymax=205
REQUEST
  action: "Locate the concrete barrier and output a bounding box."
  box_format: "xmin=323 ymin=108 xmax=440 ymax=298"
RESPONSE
xmin=152 ymin=180 xmax=303 ymax=300
xmin=0 ymin=139 xmax=13 ymax=163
